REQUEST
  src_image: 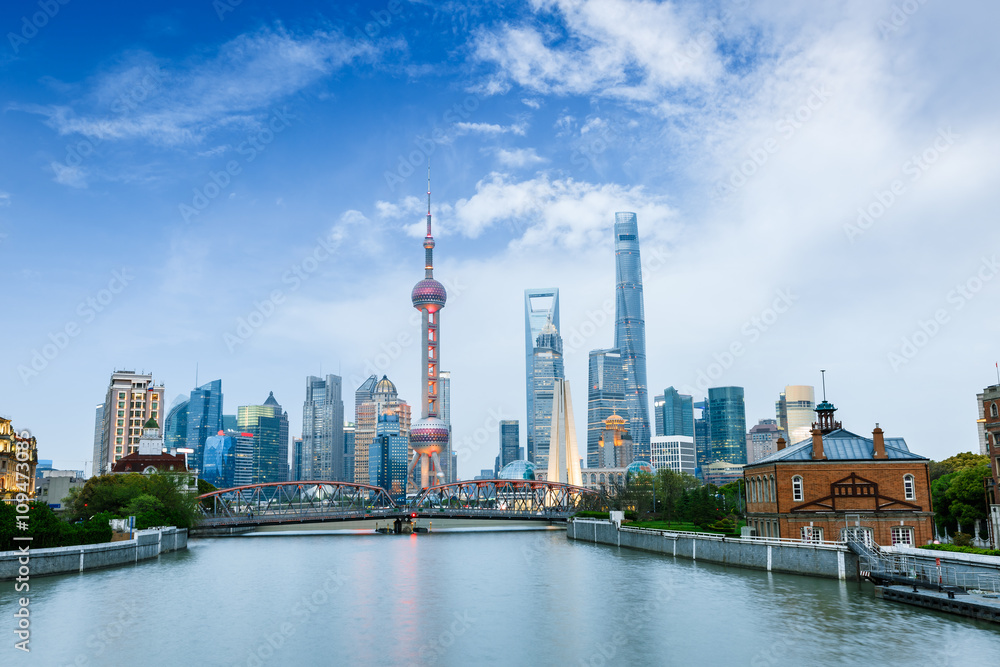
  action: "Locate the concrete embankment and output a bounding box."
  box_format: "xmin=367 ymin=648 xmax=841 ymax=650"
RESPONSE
xmin=568 ymin=519 xmax=857 ymax=581
xmin=0 ymin=527 xmax=188 ymax=580
xmin=887 ymin=544 xmax=1000 ymax=581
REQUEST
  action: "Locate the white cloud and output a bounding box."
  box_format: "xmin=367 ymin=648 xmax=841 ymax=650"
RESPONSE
xmin=521 ymin=98 xmax=541 ymax=109
xmin=494 ymin=147 xmax=547 ymax=168
xmin=17 ymin=25 xmax=384 ymax=146
xmin=454 ymin=121 xmax=527 ymax=136
xmin=0 ymin=191 xmax=10 ymax=206
xmin=50 ymin=162 xmax=88 ymax=188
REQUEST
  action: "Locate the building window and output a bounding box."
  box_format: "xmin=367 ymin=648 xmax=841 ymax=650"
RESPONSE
xmin=792 ymin=476 xmax=803 ymax=502
xmin=891 ymin=526 xmax=914 ymax=546
xmin=992 ymin=403 xmax=999 ymax=418
xmin=903 ymin=474 xmax=915 ymax=501
xmin=801 ymin=526 xmax=823 ymax=543
xmin=599 ymin=474 xmax=605 ymax=484
xmin=769 ymin=475 xmax=776 ymax=503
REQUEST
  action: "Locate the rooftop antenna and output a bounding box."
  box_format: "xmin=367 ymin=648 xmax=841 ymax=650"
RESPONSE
xmin=995 ymin=361 xmax=999 ymax=385
xmin=820 ymin=369 xmax=827 ymax=401
xmin=195 ymin=362 xmax=199 ymax=389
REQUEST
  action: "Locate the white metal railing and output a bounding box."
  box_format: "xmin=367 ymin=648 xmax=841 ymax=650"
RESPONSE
xmin=615 ymin=524 xmax=846 ymax=550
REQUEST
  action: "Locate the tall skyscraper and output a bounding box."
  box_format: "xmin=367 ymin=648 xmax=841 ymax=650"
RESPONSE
xmin=659 ymin=387 xmax=695 ymax=438
xmin=237 ymin=392 xmax=289 ymax=484
xmin=708 ymin=386 xmax=747 ymax=465
xmin=613 ymin=212 xmax=651 ymax=460
xmin=530 ymin=319 xmax=564 ymax=469
xmin=525 ymin=288 xmax=560 ymax=466
xmin=653 ymin=394 xmax=664 ymax=437
xmin=343 ymin=422 xmax=355 ymax=483
xmin=94 ymin=371 xmax=164 ymax=474
xmin=597 ymin=414 xmax=633 ymax=468
xmin=546 ymin=379 xmax=582 ymax=485
xmin=164 ymin=396 xmax=189 ymax=451
xmin=438 ymin=370 xmax=454 ymax=483
xmin=292 ymin=437 xmax=304 ymax=481
xmin=407 ymin=170 xmax=452 ymax=490
xmin=371 ymin=413 xmax=409 ymax=501
xmin=354 ymin=375 xmax=410 ymax=485
xmin=694 ymin=400 xmax=710 ymax=475
xmin=91 ymin=404 xmax=104 ymax=477
xmin=651 ymin=435 xmax=696 ymax=476
xmin=302 ymin=374 xmax=345 ymax=481
xmin=499 ymin=420 xmax=520 ymax=469
xmin=775 ymin=385 xmax=816 ymax=446
xmin=587 ymin=348 xmax=626 ymax=468
xmin=202 ymin=429 xmax=253 ymax=489
xmin=186 ymin=379 xmax=223 ymax=475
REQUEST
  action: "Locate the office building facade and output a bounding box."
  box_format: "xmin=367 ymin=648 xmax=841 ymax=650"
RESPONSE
xmin=237 ymin=392 xmax=289 ymax=484
xmin=776 ymin=385 xmax=816 ymax=446
xmin=371 ymin=413 xmax=409 ymax=501
xmin=94 ymin=371 xmax=164 ymax=474
xmin=658 ymin=386 xmax=694 ymax=438
xmin=354 ymin=375 xmax=410 ymax=485
xmin=530 ymin=319 xmax=564 ymax=469
xmin=587 ymin=348 xmax=626 ymax=468
xmin=747 ymin=418 xmax=785 ymax=464
xmin=186 ymin=379 xmax=223 ymax=476
xmin=708 ymin=386 xmax=747 ymax=465
xmin=499 ymin=420 xmax=520 ymax=470
xmin=302 ymin=374 xmax=345 ymax=481
xmin=524 ymin=288 xmax=560 ymax=468
xmin=651 ymin=435 xmax=697 ymax=476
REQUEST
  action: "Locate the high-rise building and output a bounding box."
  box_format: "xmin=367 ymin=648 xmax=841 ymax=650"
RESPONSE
xmin=658 ymin=387 xmax=695 ymax=438
xmin=500 ymin=420 xmax=520 ymax=469
xmin=587 ymin=348 xmax=626 ymax=468
xmin=438 ymin=370 xmax=454 ymax=483
xmin=694 ymin=400 xmax=710 ymax=476
xmin=202 ymin=429 xmax=254 ymax=489
xmin=292 ymin=437 xmax=304 ymax=481
xmin=776 ymin=385 xmax=816 ymax=446
xmin=530 ymin=319 xmax=564 ymax=469
xmin=186 ymin=379 xmax=223 ymax=475
xmin=371 ymin=413 xmax=409 ymax=501
xmin=343 ymin=422 xmax=356 ymax=484
xmin=302 ymin=374 xmax=345 ymax=481
xmin=708 ymin=386 xmax=747 ymax=465
xmin=545 ymin=379 xmax=582 ymax=485
xmin=597 ymin=414 xmax=633 ymax=468
xmin=525 ymin=288 xmax=560 ymax=467
xmin=747 ymin=418 xmax=785 ymax=464
xmin=613 ymin=212 xmax=651 ymax=459
xmin=237 ymin=392 xmax=289 ymax=484
xmin=223 ymin=414 xmax=238 ymax=431
xmin=980 ymin=385 xmax=1000 ymax=548
xmin=164 ymin=396 xmax=189 ymax=451
xmin=94 ymin=371 xmax=164 ymax=474
xmin=354 ymin=375 xmax=410 ymax=485
xmin=92 ymin=404 xmax=104 ymax=477
xmin=651 ymin=435 xmax=696 ymax=476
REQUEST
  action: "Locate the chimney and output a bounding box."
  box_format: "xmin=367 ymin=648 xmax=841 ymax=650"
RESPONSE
xmin=873 ymin=423 xmax=886 ymax=459
xmin=776 ymin=436 xmax=786 ymax=451
xmin=811 ymin=428 xmax=826 ymax=460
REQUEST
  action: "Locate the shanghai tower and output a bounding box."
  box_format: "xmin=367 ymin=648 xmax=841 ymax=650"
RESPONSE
xmin=613 ymin=212 xmax=651 ymax=460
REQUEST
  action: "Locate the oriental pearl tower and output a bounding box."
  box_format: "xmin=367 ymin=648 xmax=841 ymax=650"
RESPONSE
xmin=407 ymin=168 xmax=450 ymax=489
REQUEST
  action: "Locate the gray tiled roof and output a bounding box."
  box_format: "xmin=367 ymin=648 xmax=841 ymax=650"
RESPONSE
xmin=749 ymin=428 xmax=927 ymax=466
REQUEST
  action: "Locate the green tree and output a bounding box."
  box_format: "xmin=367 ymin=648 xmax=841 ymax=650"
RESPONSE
xmin=654 ymin=469 xmax=700 ymax=524
xmin=929 ymin=452 xmax=988 ymax=482
xmin=197 ymin=478 xmax=217 ymax=496
xmin=124 ymin=494 xmax=169 ymax=529
xmin=931 ymin=463 xmax=991 ymax=535
xmin=65 ymin=473 xmax=199 ymax=529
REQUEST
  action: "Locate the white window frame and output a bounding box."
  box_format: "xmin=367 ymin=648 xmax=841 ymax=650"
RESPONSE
xmin=891 ymin=526 xmax=914 ymax=546
xmin=792 ymin=475 xmax=803 ymax=502
xmin=903 ymin=474 xmax=915 ymax=501
xmin=800 ymin=526 xmax=823 ymax=543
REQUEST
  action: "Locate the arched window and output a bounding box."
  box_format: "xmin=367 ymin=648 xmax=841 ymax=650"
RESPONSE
xmin=599 ymin=473 xmax=605 ymax=484
xmin=792 ymin=475 xmax=804 ymax=502
xmin=992 ymin=403 xmax=999 ymax=418
xmin=903 ymin=474 xmax=915 ymax=500
xmin=750 ymin=478 xmax=756 ymax=503
xmin=590 ymin=474 xmax=596 ymax=484
xmin=769 ymin=475 xmax=776 ymax=503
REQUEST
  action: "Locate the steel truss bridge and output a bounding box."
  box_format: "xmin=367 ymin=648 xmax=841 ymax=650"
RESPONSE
xmin=197 ymin=479 xmax=597 ymax=529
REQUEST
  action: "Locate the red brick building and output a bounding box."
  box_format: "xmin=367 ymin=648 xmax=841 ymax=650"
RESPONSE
xmin=981 ymin=384 xmax=1000 ymax=548
xmin=744 ymin=400 xmax=934 ymax=547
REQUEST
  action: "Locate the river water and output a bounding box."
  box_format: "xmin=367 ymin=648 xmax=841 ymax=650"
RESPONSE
xmin=6 ymin=528 xmax=1000 ymax=666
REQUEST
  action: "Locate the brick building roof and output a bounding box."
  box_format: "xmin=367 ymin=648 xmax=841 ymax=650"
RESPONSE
xmin=749 ymin=428 xmax=926 ymax=465
xmin=111 ymin=452 xmax=189 ymax=474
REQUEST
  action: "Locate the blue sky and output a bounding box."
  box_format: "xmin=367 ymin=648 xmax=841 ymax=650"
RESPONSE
xmin=2 ymin=0 xmax=999 ymax=476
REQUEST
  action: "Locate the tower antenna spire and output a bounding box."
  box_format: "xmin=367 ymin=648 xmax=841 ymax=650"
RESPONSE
xmin=821 ymin=369 xmax=827 ymax=401
xmin=426 ymin=162 xmax=432 ymax=237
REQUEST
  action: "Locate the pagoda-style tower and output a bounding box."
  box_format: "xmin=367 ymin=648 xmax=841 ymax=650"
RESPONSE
xmin=407 ymin=169 xmax=450 ymax=489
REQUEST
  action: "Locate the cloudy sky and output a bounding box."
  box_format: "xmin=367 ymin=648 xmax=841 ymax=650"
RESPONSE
xmin=2 ymin=0 xmax=998 ymax=477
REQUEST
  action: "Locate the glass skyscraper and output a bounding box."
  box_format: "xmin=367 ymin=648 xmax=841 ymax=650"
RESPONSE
xmin=613 ymin=213 xmax=651 ymax=460
xmin=500 ymin=420 xmax=520 ymax=469
xmin=524 ymin=288 xmax=559 ymax=466
xmin=694 ymin=400 xmax=711 ymax=476
xmin=302 ymin=374 xmax=345 ymax=481
xmin=659 ymin=387 xmax=695 ymax=438
xmin=238 ymin=392 xmax=289 ymax=483
xmin=586 ymin=348 xmax=627 ymax=467
xmin=164 ymin=396 xmax=189 ymax=451
xmin=530 ymin=319 xmax=564 ymax=469
xmin=371 ymin=413 xmax=408 ymax=502
xmin=707 ymin=386 xmax=747 ymax=465
xmin=201 ymin=430 xmax=253 ymax=489
xmin=186 ymin=379 xmax=223 ymax=475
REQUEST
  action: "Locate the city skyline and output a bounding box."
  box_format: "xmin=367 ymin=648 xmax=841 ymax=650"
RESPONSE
xmin=3 ymin=1 xmax=999 ymax=478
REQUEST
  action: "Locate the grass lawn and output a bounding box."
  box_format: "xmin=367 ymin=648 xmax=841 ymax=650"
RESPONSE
xmin=627 ymin=520 xmax=746 ymax=535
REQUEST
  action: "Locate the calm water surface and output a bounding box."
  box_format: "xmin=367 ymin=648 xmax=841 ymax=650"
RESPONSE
xmin=5 ymin=528 xmax=1000 ymax=666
